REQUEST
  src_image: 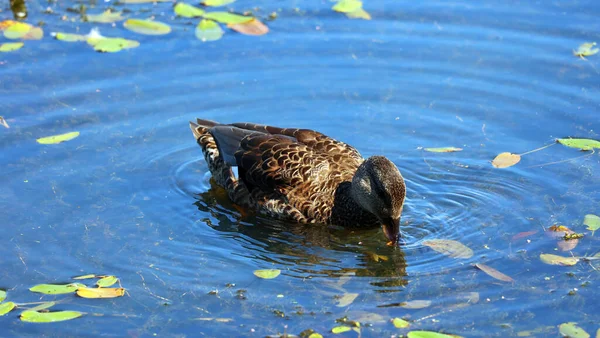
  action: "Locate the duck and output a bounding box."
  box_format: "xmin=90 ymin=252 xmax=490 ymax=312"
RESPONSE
xmin=189 ymin=119 xmax=407 ymax=245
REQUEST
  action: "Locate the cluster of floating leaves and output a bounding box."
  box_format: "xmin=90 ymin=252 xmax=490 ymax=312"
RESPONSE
xmin=0 ymin=274 xmax=123 ymax=322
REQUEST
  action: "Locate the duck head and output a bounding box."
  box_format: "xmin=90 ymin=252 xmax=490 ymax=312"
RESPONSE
xmin=351 ymin=156 xmax=406 ymax=245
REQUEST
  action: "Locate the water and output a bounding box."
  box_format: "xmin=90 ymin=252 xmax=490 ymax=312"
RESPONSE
xmin=1 ymin=0 xmax=600 ymax=336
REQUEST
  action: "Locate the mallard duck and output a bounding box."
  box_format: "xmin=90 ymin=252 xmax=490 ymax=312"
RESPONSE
xmin=189 ymin=119 xmax=406 ymax=245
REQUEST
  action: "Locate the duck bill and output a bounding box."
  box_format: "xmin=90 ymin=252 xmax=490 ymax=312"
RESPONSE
xmin=382 ymin=217 xmax=401 ymax=245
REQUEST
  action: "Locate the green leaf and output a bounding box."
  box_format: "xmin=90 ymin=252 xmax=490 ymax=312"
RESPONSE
xmin=96 ymin=276 xmax=118 ymax=287
xmin=539 ymin=253 xmax=579 ymax=266
xmin=36 ymin=132 xmax=80 ymax=145
xmin=559 ymin=322 xmax=590 ymax=338
xmin=54 ymin=32 xmax=87 ymax=42
xmin=86 ymin=10 xmax=124 ymax=23
xmin=0 ymin=302 xmax=16 ymax=316
xmin=584 ymin=214 xmax=600 ymax=233
xmin=28 ymin=302 xmax=56 ymax=312
xmin=346 ymin=8 xmax=371 ymax=20
xmin=123 ymin=19 xmax=171 ymax=35
xmin=202 ymin=12 xmax=253 ymax=24
xmin=332 ymin=0 xmax=363 ymax=13
xmin=423 ymin=147 xmax=463 ymax=153
xmin=423 ymin=239 xmax=473 ymax=258
xmin=392 ymin=317 xmax=410 ymax=328
xmin=195 ymin=19 xmax=224 ymax=41
xmin=0 ymin=42 xmax=24 ymax=52
xmin=557 ymin=138 xmax=600 ymax=151
xmin=88 ymin=37 xmax=140 ymax=53
xmin=20 ymin=310 xmax=83 ymax=323
xmin=407 ymin=331 xmax=459 ymax=338
xmin=253 ymin=269 xmax=281 ymax=279
xmin=332 ymin=326 xmax=352 ymax=334
xmin=72 ymin=274 xmax=97 ymax=280
xmin=3 ymin=21 xmax=31 ymax=39
xmin=574 ymin=42 xmax=598 ymax=57
xmin=0 ymin=290 xmax=5 ymax=302
xmin=202 ymin=0 xmax=236 ymax=6
xmin=308 ymin=334 xmax=324 ymax=338
xmin=335 ymin=293 xmax=358 ymax=307
xmin=174 ymin=3 xmax=205 ymax=18
xmin=29 ymin=283 xmax=84 ymax=294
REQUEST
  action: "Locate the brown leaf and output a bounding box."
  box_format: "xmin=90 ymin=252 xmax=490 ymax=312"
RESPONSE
xmin=511 ymin=230 xmax=538 ymax=242
xmin=475 ymin=263 xmax=514 ymax=283
xmin=227 ymin=19 xmax=268 ymax=36
xmin=492 ymin=152 xmax=521 ymax=168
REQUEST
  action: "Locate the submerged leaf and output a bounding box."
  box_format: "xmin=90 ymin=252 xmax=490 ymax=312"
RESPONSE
xmin=96 ymin=276 xmax=118 ymax=287
xmin=401 ymin=300 xmax=432 ymax=309
xmin=336 ymin=293 xmax=359 ymax=307
xmin=76 ymin=287 xmax=125 ymax=298
xmin=124 ymin=19 xmax=171 ymax=35
xmin=475 ymin=263 xmax=514 ymax=282
xmin=202 ymin=0 xmax=236 ymax=6
xmin=573 ymin=42 xmax=598 ymax=57
xmin=36 ymin=131 xmax=80 ymax=144
xmin=29 ymin=283 xmax=84 ymax=294
xmin=583 ymin=214 xmax=600 ymax=233
xmin=195 ymin=19 xmax=224 ymax=41
xmin=559 ymin=322 xmax=590 ymax=338
xmin=423 ymin=239 xmax=473 ymax=258
xmin=539 ymin=253 xmax=579 ymax=266
xmin=20 ymin=310 xmax=82 ymax=323
xmin=227 ymin=19 xmax=269 ymax=36
xmin=86 ymin=10 xmax=124 ymax=23
xmin=407 ymin=331 xmax=459 ymax=338
xmin=28 ymin=302 xmax=56 ymax=312
xmin=54 ymin=32 xmax=87 ymax=42
xmin=346 ymin=8 xmax=371 ymax=20
xmin=332 ymin=0 xmax=363 ymax=13
xmin=203 ymin=12 xmax=253 ymax=24
xmin=253 ymin=269 xmax=281 ymax=279
xmin=511 ymin=230 xmax=538 ymax=242
xmin=423 ymin=147 xmax=463 ymax=153
xmin=332 ymin=326 xmax=352 ymax=334
xmin=174 ymin=3 xmax=205 ymax=18
xmin=392 ymin=317 xmax=410 ymax=328
xmin=557 ymin=138 xmax=600 ymax=151
xmin=0 ymin=42 xmax=24 ymax=52
xmin=492 ymin=152 xmax=521 ymax=168
xmin=0 ymin=302 xmax=16 ymax=316
xmin=0 ymin=290 xmax=5 ymax=302
xmin=0 ymin=116 xmax=9 ymax=128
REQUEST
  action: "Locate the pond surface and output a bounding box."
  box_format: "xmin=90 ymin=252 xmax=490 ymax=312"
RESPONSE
xmin=1 ymin=0 xmax=600 ymax=337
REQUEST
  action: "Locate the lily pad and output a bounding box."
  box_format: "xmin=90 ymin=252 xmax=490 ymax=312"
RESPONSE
xmin=195 ymin=19 xmax=224 ymax=41
xmin=36 ymin=131 xmax=80 ymax=145
xmin=88 ymin=37 xmax=140 ymax=53
xmin=332 ymin=0 xmax=363 ymax=13
xmin=0 ymin=290 xmax=5 ymax=302
xmin=475 ymin=263 xmax=514 ymax=283
xmin=0 ymin=42 xmax=24 ymax=52
xmin=29 ymin=283 xmax=84 ymax=294
xmin=1 ymin=21 xmax=30 ymax=39
xmin=332 ymin=326 xmax=352 ymax=334
xmin=392 ymin=317 xmax=410 ymax=329
xmin=346 ymin=8 xmax=371 ymax=20
xmin=20 ymin=310 xmax=83 ymax=323
xmin=28 ymin=302 xmax=56 ymax=312
xmin=227 ymin=19 xmax=269 ymax=36
xmin=86 ymin=10 xmax=124 ymax=23
xmin=174 ymin=3 xmax=205 ymax=18
xmin=559 ymin=322 xmax=590 ymax=338
xmin=424 ymin=147 xmax=463 ymax=153
xmin=584 ymin=214 xmax=600 ymax=233
xmin=96 ymin=276 xmax=118 ymax=287
xmin=423 ymin=239 xmax=473 ymax=258
xmin=539 ymin=253 xmax=579 ymax=266
xmin=202 ymin=12 xmax=253 ymax=24
xmin=407 ymin=331 xmax=458 ymax=338
xmin=556 ymin=138 xmax=600 ymax=151
xmin=54 ymin=32 xmax=87 ymax=42
xmin=124 ymin=19 xmax=171 ymax=35
xmin=336 ymin=293 xmax=359 ymax=307
xmin=253 ymin=269 xmax=281 ymax=279
xmin=492 ymin=152 xmax=521 ymax=168
xmin=0 ymin=302 xmax=16 ymax=316
xmin=76 ymin=287 xmax=125 ymax=298
xmin=573 ymin=42 xmax=598 ymax=57
xmin=202 ymin=0 xmax=236 ymax=6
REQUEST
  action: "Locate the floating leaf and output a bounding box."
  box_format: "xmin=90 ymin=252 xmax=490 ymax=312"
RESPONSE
xmin=407 ymin=331 xmax=458 ymax=338
xmin=54 ymin=32 xmax=87 ymax=42
xmin=332 ymin=0 xmax=363 ymax=13
xmin=76 ymin=287 xmax=125 ymax=298
xmin=392 ymin=317 xmax=410 ymax=329
xmin=401 ymin=300 xmax=432 ymax=309
xmin=308 ymin=334 xmax=324 ymax=338
xmin=202 ymin=0 xmax=236 ymax=6
xmin=336 ymin=293 xmax=358 ymax=307
xmin=423 ymin=147 xmax=463 ymax=153
xmin=203 ymin=12 xmax=253 ymax=24
xmin=492 ymin=152 xmax=521 ymax=168
xmin=88 ymin=37 xmax=140 ymax=53
xmin=195 ymin=19 xmax=224 ymax=41
xmin=573 ymin=42 xmax=598 ymax=57
xmin=0 ymin=302 xmax=16 ymax=316
xmin=0 ymin=42 xmax=24 ymax=52
xmin=28 ymin=302 xmax=56 ymax=312
xmin=227 ymin=19 xmax=269 ymax=36
xmin=20 ymin=310 xmax=83 ymax=323
xmin=423 ymin=239 xmax=473 ymax=258
xmin=539 ymin=253 xmax=579 ymax=266
xmin=557 ymin=138 xmax=600 ymax=151
xmin=72 ymin=274 xmax=97 ymax=280
xmin=583 ymin=214 xmax=600 ymax=233
xmin=96 ymin=276 xmax=118 ymax=287
xmin=29 ymin=283 xmax=84 ymax=294
xmin=0 ymin=290 xmax=5 ymax=302
xmin=1 ymin=21 xmax=30 ymax=39
xmin=174 ymin=3 xmax=205 ymax=18
xmin=332 ymin=326 xmax=352 ymax=334
xmin=559 ymin=322 xmax=590 ymax=338
xmin=23 ymin=26 xmax=44 ymax=40
xmin=119 ymin=0 xmax=172 ymax=3
xmin=346 ymin=8 xmax=371 ymax=20
xmin=86 ymin=10 xmax=124 ymax=23
xmin=253 ymin=269 xmax=281 ymax=279
xmin=124 ymin=19 xmax=171 ymax=35
xmin=36 ymin=132 xmax=80 ymax=145
xmin=0 ymin=116 xmax=9 ymax=128
xmin=475 ymin=263 xmax=514 ymax=283
xmin=193 ymin=317 xmax=234 ymax=322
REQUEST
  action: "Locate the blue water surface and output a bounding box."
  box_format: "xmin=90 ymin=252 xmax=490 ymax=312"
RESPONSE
xmin=1 ymin=0 xmax=600 ymax=336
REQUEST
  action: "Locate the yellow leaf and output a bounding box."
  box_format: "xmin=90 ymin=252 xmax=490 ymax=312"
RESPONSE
xmin=332 ymin=326 xmax=352 ymax=334
xmin=36 ymin=131 xmax=80 ymax=144
xmin=539 ymin=253 xmax=579 ymax=266
xmin=573 ymin=42 xmax=598 ymax=57
xmin=253 ymin=269 xmax=281 ymax=279
xmin=346 ymin=8 xmax=371 ymax=20
xmin=0 ymin=302 xmax=16 ymax=316
xmin=492 ymin=152 xmax=521 ymax=168
xmin=76 ymin=287 xmax=125 ymax=298
xmin=72 ymin=274 xmax=97 ymax=280
xmin=559 ymin=322 xmax=590 ymax=338
xmin=423 ymin=147 xmax=463 ymax=153
xmin=392 ymin=317 xmax=410 ymax=328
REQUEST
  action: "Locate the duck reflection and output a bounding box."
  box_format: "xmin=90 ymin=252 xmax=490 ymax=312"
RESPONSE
xmin=193 ymin=180 xmax=408 ymax=281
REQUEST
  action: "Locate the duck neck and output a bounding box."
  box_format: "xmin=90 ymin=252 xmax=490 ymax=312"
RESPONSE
xmin=330 ymin=182 xmax=380 ymax=228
